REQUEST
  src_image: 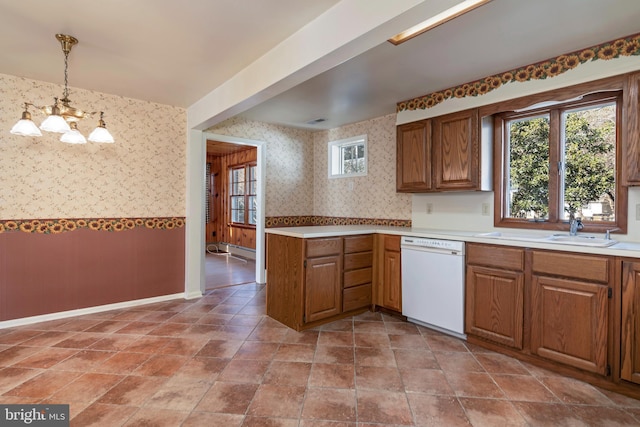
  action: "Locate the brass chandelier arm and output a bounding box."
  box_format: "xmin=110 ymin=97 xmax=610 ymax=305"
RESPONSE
xmin=12 ymin=34 xmax=114 ymax=143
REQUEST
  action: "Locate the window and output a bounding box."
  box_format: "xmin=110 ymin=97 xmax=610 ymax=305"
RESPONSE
xmin=496 ymin=92 xmax=625 ymax=232
xmin=229 ymin=163 xmax=257 ymax=226
xmin=328 ymin=135 xmax=367 ymax=178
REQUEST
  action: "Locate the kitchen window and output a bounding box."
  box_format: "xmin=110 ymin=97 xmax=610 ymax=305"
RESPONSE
xmin=328 ymin=135 xmax=367 ymax=178
xmin=495 ymin=91 xmax=626 ymax=233
xmin=229 ymin=163 xmax=257 ymax=226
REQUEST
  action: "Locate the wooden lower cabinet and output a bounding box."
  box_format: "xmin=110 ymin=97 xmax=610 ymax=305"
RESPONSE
xmin=305 ymin=254 xmax=341 ymax=323
xmin=622 ymin=261 xmax=640 ymax=384
xmin=466 ymin=244 xmax=613 ymax=377
xmin=374 ymin=234 xmax=402 ymax=312
xmin=342 ymin=235 xmax=373 ymax=312
xmin=466 ymin=265 xmax=524 ymax=349
xmin=465 ymin=243 xmax=525 ymax=349
xmin=266 ymin=233 xmax=373 ymax=331
xmin=530 ymin=275 xmax=608 ymax=375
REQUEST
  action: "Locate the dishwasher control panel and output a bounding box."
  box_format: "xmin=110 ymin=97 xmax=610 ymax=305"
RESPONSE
xmin=401 ymin=236 xmax=465 ymax=253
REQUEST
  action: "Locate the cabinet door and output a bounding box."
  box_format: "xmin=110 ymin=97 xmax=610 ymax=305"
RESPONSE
xmin=530 ymin=275 xmax=608 ymax=375
xmin=621 ymin=261 xmax=640 ymax=384
xmin=623 ymin=72 xmax=640 ymax=185
xmin=433 ymin=109 xmax=478 ymax=190
xmin=397 ymin=120 xmax=432 ymax=192
xmin=382 ymin=248 xmax=402 ymax=312
xmin=465 ymin=265 xmax=524 ymax=349
xmin=305 ymin=255 xmax=342 ymax=323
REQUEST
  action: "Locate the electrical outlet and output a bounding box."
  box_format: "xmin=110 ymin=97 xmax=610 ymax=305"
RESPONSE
xmin=348 ymin=181 xmax=354 ymax=191
xmin=426 ymin=203 xmax=433 ymax=214
xmin=636 ymin=204 xmax=640 ymax=220
xmin=482 ymin=203 xmax=490 ymax=216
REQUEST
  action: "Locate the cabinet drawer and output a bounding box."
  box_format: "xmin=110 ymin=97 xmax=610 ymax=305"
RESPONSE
xmin=467 ymin=243 xmax=524 ymax=271
xmin=344 ymin=235 xmax=373 ymax=253
xmin=343 ymin=284 xmax=372 ymax=311
xmin=532 ymin=251 xmax=610 ymax=284
xmin=344 ymin=267 xmax=373 ymax=288
xmin=384 ymin=235 xmax=401 ymax=252
xmin=306 ymin=237 xmax=342 ymax=258
xmin=344 ymin=252 xmax=373 ymax=271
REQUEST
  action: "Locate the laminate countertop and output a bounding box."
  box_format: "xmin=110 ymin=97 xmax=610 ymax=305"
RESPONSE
xmin=266 ymin=225 xmax=640 ymax=258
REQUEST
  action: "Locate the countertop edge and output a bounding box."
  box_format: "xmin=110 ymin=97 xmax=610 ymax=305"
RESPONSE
xmin=266 ymin=225 xmax=640 ymax=257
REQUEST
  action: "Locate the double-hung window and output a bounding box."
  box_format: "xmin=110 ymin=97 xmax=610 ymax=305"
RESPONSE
xmin=229 ymin=163 xmax=257 ymax=226
xmin=496 ymin=92 xmax=624 ymax=232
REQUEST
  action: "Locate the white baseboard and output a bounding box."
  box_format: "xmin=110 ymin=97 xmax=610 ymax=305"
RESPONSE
xmin=0 ymin=293 xmax=185 ymax=330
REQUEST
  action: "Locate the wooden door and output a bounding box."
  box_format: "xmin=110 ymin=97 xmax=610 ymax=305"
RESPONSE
xmin=621 ymin=261 xmax=640 ymax=384
xmin=530 ymin=275 xmax=608 ymax=375
xmin=382 ymin=249 xmax=402 ymax=312
xmin=465 ymin=265 xmax=524 ymax=349
xmin=433 ymin=109 xmax=479 ymax=190
xmin=305 ymin=255 xmax=342 ymax=323
xmin=396 ymin=120 xmax=432 ymax=192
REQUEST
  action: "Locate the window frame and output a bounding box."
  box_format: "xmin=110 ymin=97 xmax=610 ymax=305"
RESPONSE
xmin=228 ymin=162 xmax=257 ymax=228
xmin=491 ymin=82 xmax=627 ymax=234
xmin=328 ymin=135 xmax=368 ymax=179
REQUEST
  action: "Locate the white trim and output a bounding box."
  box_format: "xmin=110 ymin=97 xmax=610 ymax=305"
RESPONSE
xmin=200 ymin=132 xmax=267 ymax=285
xmin=0 ymin=293 xmax=184 ymax=330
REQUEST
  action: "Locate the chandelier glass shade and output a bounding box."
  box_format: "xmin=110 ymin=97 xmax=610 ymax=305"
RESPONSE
xmin=10 ymin=34 xmax=114 ymax=144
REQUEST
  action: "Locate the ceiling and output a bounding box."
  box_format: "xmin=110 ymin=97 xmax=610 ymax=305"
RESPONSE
xmin=1 ymin=0 xmax=640 ymax=132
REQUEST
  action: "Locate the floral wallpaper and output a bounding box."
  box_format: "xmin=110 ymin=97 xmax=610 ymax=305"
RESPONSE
xmin=207 ymin=117 xmax=314 ymax=216
xmin=398 ymin=32 xmax=640 ymax=112
xmin=0 ymin=73 xmax=187 ymax=220
xmin=209 ymin=115 xmax=412 ymax=223
xmin=313 ymin=114 xmax=412 ymax=220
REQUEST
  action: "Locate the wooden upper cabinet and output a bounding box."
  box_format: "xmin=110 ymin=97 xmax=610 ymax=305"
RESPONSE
xmin=623 ymin=72 xmax=640 ymax=185
xmin=396 ymin=108 xmax=483 ymax=193
xmin=396 ymin=120 xmax=432 ymax=192
xmin=433 ymin=108 xmax=479 ymax=190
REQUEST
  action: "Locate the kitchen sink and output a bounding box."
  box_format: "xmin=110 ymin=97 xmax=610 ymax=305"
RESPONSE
xmin=547 ymin=234 xmax=617 ymax=247
xmin=476 ymin=231 xmax=617 ymax=247
xmin=474 ymin=232 xmax=550 ymax=242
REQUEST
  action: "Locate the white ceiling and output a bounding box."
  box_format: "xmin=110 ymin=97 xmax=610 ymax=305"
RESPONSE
xmin=1 ymin=0 xmax=640 ymax=131
xmin=0 ymin=0 xmax=340 ymax=107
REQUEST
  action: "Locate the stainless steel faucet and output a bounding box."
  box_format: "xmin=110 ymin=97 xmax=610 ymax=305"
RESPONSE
xmin=569 ymin=216 xmax=583 ymax=236
xmin=605 ymin=228 xmax=620 ymax=240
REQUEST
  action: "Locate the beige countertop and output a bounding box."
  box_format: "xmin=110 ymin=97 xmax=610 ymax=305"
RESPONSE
xmin=266 ymin=225 xmax=640 ymax=258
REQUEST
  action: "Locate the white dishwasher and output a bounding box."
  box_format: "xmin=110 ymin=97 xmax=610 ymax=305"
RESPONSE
xmin=401 ymin=236 xmax=466 ymax=340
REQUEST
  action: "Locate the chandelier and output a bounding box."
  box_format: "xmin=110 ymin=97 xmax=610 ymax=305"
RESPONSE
xmin=10 ymin=34 xmax=114 ymax=144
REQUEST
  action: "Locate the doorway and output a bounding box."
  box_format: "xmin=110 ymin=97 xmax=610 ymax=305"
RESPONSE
xmin=205 ymin=140 xmax=258 ymax=289
xmin=200 ymin=132 xmax=266 ymax=291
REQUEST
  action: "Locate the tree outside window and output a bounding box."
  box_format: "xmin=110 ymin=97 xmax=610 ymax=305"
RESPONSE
xmin=501 ymin=93 xmax=619 ymax=229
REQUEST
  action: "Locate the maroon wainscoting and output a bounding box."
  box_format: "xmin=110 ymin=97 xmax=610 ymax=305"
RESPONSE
xmin=0 ymin=227 xmax=185 ymax=321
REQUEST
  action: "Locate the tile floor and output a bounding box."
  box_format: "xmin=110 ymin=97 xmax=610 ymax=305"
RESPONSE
xmin=1 ymin=283 xmax=639 ymax=426
xmin=205 ymin=252 xmax=256 ymax=290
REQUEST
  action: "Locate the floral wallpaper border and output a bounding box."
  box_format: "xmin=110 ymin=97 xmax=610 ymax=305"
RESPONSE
xmin=0 ymin=217 xmax=185 ymax=234
xmin=397 ymin=32 xmax=640 ymax=112
xmin=266 ymin=216 xmax=411 ymax=228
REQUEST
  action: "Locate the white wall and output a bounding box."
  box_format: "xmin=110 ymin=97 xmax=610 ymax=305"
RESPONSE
xmin=412 ymin=188 xmax=640 ymax=242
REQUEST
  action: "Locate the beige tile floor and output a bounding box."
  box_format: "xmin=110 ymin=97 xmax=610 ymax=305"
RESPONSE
xmin=1 ymin=283 xmax=639 ymax=426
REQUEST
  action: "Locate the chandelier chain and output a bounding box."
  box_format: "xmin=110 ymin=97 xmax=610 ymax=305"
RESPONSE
xmin=63 ymin=49 xmax=70 ymax=101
